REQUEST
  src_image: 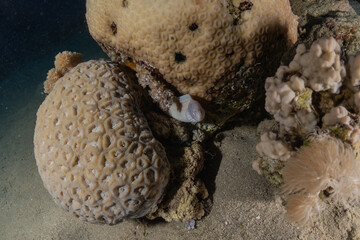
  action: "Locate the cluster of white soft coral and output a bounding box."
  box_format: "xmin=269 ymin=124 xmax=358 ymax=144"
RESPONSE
xmin=265 ymin=37 xmax=348 ymax=134
xmin=258 ymin=37 xmax=360 ymax=170
xmin=256 ymin=37 xmax=360 ymax=225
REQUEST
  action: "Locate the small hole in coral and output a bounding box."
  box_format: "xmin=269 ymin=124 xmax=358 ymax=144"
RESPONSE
xmin=169 ymin=35 xmax=176 ymax=41
xmin=146 ymin=169 xmax=155 ymax=182
xmin=225 ymin=50 xmax=234 ymax=58
xmin=175 ymin=52 xmax=187 ymax=63
xmin=122 ymin=0 xmax=128 ymax=7
xmin=113 ymin=91 xmax=120 ymax=98
xmin=143 ymin=148 xmax=153 ymax=160
xmin=239 ymin=1 xmax=253 ymax=11
xmin=135 ymin=187 xmax=144 ymax=195
xmin=131 ymin=174 xmax=138 ymax=182
xmin=110 ymin=22 xmax=117 ymax=35
xmin=103 ymin=135 xmax=111 ymax=148
xmin=100 ymin=156 xmax=106 ymax=168
xmin=72 ymin=105 xmax=78 ymax=116
xmin=189 ymin=23 xmax=199 ymax=31
xmin=120 ymin=160 xmax=128 ymax=168
xmin=53 ymin=118 xmax=59 ymax=126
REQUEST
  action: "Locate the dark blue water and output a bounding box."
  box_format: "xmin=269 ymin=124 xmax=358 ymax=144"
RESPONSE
xmin=0 ymin=1 xmax=106 ymax=141
xmin=0 ymin=3 xmax=108 ymax=237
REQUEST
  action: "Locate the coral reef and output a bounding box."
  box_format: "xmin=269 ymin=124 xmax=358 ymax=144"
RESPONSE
xmin=255 ymin=35 xmax=360 ymax=225
xmin=35 ymin=0 xmax=360 ymax=228
xmin=86 ymin=0 xmax=297 ymax=100
xmin=86 ymin=0 xmax=298 ymax=127
xmin=34 ymin=54 xmax=170 ymax=225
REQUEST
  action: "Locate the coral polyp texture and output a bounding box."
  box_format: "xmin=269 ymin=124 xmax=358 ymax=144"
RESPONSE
xmin=255 ymin=36 xmax=360 ymax=225
xmin=86 ymin=0 xmax=298 ymax=101
xmin=34 ymin=53 xmax=170 ymax=225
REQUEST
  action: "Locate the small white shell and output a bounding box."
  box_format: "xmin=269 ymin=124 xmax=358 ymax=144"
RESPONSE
xmin=169 ymin=94 xmax=205 ymax=123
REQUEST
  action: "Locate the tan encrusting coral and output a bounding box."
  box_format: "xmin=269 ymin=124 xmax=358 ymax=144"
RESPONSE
xmin=86 ymin=0 xmax=298 ymax=101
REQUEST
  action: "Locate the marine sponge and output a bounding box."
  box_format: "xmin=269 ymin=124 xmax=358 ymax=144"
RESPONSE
xmin=282 ymin=135 xmax=360 ymax=225
xmin=86 ymin=0 xmax=298 ymax=101
xmin=44 ymin=51 xmax=82 ymax=93
xmin=34 ymin=56 xmax=170 ymax=224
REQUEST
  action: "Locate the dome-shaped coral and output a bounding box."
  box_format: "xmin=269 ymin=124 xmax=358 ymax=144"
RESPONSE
xmin=86 ymin=0 xmax=298 ymax=101
xmin=34 ymin=56 xmax=170 ymax=225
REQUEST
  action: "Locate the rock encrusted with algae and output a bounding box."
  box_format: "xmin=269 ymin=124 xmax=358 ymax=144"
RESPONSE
xmin=147 ymin=143 xmax=209 ymax=222
xmin=289 ymin=0 xmax=360 ymax=56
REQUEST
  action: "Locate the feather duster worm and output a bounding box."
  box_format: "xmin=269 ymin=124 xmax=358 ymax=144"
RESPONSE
xmin=282 ymin=135 xmax=360 ymax=225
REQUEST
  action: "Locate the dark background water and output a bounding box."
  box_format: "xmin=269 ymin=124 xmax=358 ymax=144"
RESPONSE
xmin=0 ymin=0 xmax=106 ymax=139
xmin=0 ymin=0 xmax=86 ymax=79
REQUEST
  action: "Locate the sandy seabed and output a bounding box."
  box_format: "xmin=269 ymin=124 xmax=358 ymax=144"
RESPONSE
xmin=2 ymin=24 xmax=360 ymax=240
xmin=2 ymin=101 xmax=360 ymax=240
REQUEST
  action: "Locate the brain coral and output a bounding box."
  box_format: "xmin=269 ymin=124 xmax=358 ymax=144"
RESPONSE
xmin=86 ymin=0 xmax=298 ymax=101
xmin=34 ymin=58 xmax=170 ymax=224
